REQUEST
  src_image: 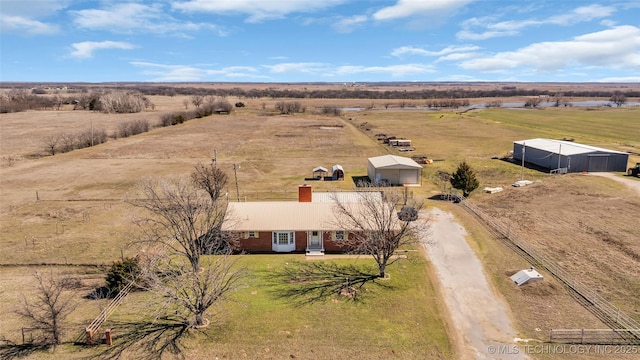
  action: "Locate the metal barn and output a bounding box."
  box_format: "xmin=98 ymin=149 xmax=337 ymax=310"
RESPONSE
xmin=367 ymin=155 xmax=422 ymax=185
xmin=513 ymin=138 xmax=629 ymax=173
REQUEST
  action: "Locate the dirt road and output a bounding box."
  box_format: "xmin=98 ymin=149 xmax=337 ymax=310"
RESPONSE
xmin=590 ymin=172 xmax=640 ymax=195
xmin=423 ymin=208 xmax=527 ymax=360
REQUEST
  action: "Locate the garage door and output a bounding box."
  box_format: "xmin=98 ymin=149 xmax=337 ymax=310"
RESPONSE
xmin=588 ymin=155 xmax=609 ymax=172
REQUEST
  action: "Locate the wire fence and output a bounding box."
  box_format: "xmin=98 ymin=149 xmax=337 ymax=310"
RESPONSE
xmin=454 ymin=195 xmax=640 ymax=343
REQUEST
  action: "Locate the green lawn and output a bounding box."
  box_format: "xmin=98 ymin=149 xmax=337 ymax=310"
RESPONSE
xmin=97 ymin=254 xmax=453 ymax=359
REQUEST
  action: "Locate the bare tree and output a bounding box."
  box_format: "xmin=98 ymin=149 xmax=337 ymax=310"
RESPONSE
xmin=610 ymin=92 xmax=627 ymax=107
xmin=43 ymin=135 xmax=59 ymax=155
xmin=331 ymin=191 xmax=427 ymax=278
xmin=191 ymin=162 xmax=228 ymax=202
xmin=182 ymin=98 xmax=189 ymax=110
xmin=127 ymin=169 xmax=244 ymax=329
xmin=191 ymin=95 xmax=204 ymax=108
xmin=141 ymin=250 xmax=243 ymax=327
xmin=129 ymin=176 xmax=228 ymax=273
xmin=17 ymin=271 xmax=77 ymax=346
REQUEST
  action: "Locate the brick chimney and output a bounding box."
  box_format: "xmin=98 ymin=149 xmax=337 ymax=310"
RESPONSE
xmin=298 ymin=184 xmax=312 ymax=202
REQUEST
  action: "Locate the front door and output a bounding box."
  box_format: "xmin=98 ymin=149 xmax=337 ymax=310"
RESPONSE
xmin=308 ymin=231 xmax=322 ymax=250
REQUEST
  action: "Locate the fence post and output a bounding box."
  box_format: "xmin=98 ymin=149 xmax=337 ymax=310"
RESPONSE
xmin=581 ymin=329 xmax=584 ymax=344
xmin=105 ymin=329 xmax=112 ymax=346
xmin=85 ymin=327 xmax=93 ymax=344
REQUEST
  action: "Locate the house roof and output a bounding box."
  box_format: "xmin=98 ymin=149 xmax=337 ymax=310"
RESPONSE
xmin=368 ymin=155 xmax=422 ymax=169
xmin=312 ymin=191 xmax=383 ymax=203
xmin=514 ymin=138 xmax=628 ymax=156
xmin=224 ymin=190 xmax=391 ymax=232
xmin=224 ymin=202 xmax=349 ymax=231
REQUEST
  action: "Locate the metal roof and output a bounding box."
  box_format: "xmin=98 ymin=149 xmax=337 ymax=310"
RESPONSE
xmin=368 ymin=155 xmax=422 ymax=169
xmin=224 ymin=191 xmax=389 ymax=231
xmin=224 ymin=202 xmax=337 ymax=231
xmin=514 ymin=138 xmax=628 ymax=156
xmin=312 ymin=166 xmax=328 ymax=173
xmin=312 ymin=191 xmax=383 ymax=203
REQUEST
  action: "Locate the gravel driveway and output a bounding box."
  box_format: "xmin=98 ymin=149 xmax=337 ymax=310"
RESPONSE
xmin=422 ymin=208 xmax=528 ymax=360
xmin=590 ymin=172 xmax=640 ymax=195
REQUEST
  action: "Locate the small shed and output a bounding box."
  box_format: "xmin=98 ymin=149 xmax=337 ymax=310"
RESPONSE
xmin=389 ymin=139 xmax=412 ymax=147
xmin=367 ymin=155 xmax=422 ymax=186
xmin=331 ymin=164 xmax=345 ymax=180
xmin=510 ymin=267 xmax=543 ymax=286
xmin=513 ymin=138 xmax=629 ymax=173
xmin=312 ymin=166 xmax=328 ymax=179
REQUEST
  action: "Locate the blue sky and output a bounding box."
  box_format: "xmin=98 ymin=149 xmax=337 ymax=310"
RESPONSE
xmin=1 ymin=0 xmax=639 ymax=82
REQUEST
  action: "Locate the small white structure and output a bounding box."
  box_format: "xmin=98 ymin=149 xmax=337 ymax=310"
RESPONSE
xmin=367 ymin=155 xmax=422 ymax=186
xmin=510 ymin=267 xmax=543 ymax=286
xmin=483 ymin=186 xmax=504 ymax=194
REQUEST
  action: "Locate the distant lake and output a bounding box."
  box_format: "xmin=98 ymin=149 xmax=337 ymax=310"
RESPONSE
xmin=341 ymin=100 xmax=640 ymax=111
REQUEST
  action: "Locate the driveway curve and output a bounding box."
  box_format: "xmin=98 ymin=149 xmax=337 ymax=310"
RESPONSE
xmin=422 ymin=207 xmax=527 ymax=360
xmin=590 ymin=172 xmax=640 ymax=195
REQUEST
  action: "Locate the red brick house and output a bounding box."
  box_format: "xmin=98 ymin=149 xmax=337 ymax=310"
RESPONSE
xmin=223 ymin=185 xmax=381 ymax=255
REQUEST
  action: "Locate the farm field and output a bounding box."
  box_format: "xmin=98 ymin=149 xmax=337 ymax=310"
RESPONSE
xmin=1 ymin=85 xmax=639 ymax=359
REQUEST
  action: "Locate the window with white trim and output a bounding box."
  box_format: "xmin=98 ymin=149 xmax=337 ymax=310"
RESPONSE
xmin=334 ymin=230 xmax=346 ymax=241
xmin=272 ymin=231 xmax=294 ymax=245
xmin=247 ymin=231 xmax=258 ymax=238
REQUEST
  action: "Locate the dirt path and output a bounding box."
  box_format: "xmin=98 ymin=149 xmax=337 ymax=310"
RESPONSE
xmin=590 ymin=172 xmax=640 ymax=195
xmin=423 ymin=208 xmax=527 ymax=360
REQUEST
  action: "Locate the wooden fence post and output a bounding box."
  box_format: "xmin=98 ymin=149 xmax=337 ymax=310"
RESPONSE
xmin=105 ymin=329 xmax=112 ymax=345
xmin=85 ymin=328 xmax=93 ymax=344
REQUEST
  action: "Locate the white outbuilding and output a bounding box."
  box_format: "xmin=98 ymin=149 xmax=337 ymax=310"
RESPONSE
xmin=510 ymin=267 xmax=543 ymax=286
xmin=367 ymin=155 xmax=422 ymax=186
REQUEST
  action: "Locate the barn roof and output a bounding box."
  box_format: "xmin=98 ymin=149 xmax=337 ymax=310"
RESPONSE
xmin=312 ymin=166 xmax=328 ymax=173
xmin=368 ymin=155 xmax=422 ymax=169
xmin=514 ymin=138 xmax=628 ymax=156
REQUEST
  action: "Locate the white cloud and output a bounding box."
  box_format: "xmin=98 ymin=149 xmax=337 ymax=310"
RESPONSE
xmin=456 ymin=29 xmax=517 ymax=40
xmin=436 ymin=52 xmax=480 ymax=62
xmin=373 ymin=0 xmax=472 ymax=21
xmin=391 ymin=45 xmax=479 ymax=57
xmin=172 ymin=0 xmax=346 ymax=23
xmin=460 ymin=26 xmax=640 ymax=72
xmin=0 ymin=15 xmax=60 ymax=34
xmin=0 ymin=0 xmax=69 ymax=34
xmin=332 ymin=15 xmax=368 ymax=33
xmin=130 ymin=62 xmax=261 ymax=81
xmin=70 ymin=3 xmax=224 ymax=35
xmin=263 ymin=63 xmax=330 ymax=74
xmin=70 ymin=41 xmax=135 ymax=59
xmin=335 ymin=64 xmax=435 ymax=77
xmin=0 ymin=0 xmax=71 ymax=17
xmin=596 ymin=76 xmax=640 ymax=82
xmin=458 ymin=4 xmax=617 ymax=40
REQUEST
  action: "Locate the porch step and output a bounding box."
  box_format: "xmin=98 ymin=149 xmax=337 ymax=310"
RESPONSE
xmin=305 ymin=250 xmax=325 ymax=256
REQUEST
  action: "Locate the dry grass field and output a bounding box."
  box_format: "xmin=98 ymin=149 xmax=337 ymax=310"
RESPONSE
xmin=1 ymin=83 xmax=639 ymax=359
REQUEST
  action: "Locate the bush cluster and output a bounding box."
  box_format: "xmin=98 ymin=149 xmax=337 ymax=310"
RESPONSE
xmin=275 ymin=101 xmax=305 ymax=114
xmin=159 ymin=100 xmax=233 ymax=127
xmin=116 ymin=119 xmax=150 ymax=138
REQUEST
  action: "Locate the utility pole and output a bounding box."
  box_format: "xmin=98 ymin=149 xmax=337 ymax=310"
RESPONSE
xmin=233 ymin=164 xmax=240 ymax=201
xmin=521 ymin=142 xmax=526 ymax=181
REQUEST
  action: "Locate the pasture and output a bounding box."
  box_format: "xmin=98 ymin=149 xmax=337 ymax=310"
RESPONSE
xmin=1 ymin=87 xmax=639 ymax=359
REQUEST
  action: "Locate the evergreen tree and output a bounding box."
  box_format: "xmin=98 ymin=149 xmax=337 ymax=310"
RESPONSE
xmin=450 ymin=161 xmax=479 ymax=197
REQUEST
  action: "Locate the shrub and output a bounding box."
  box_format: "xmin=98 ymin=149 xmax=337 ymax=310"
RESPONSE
xmin=105 ymin=257 xmax=142 ymax=294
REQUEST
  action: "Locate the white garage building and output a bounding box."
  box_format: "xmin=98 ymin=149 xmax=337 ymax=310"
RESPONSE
xmin=367 ymin=155 xmax=422 ymax=186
